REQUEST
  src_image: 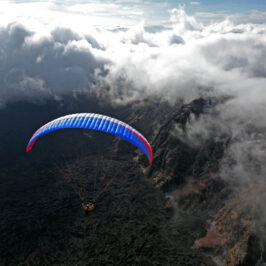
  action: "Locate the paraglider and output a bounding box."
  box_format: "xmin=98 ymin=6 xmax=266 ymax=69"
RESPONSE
xmin=26 ymin=113 xmax=153 ymax=211
xmin=26 ymin=113 xmax=153 ymax=164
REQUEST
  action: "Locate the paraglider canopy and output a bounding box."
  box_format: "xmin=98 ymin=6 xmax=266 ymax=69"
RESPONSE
xmin=26 ymin=113 xmax=153 ymax=164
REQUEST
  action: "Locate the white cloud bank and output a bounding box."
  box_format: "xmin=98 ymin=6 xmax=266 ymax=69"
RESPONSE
xmin=0 ymin=4 xmax=265 ymax=107
xmin=0 ymin=3 xmax=265 ymax=107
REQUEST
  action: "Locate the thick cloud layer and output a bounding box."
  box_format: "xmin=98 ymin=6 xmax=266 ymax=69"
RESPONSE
xmin=0 ymin=23 xmax=108 ymax=107
xmin=1 ymin=7 xmax=266 ymax=106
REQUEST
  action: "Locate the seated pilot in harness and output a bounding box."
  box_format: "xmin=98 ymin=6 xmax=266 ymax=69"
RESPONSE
xmin=81 ymin=200 xmax=95 ymax=212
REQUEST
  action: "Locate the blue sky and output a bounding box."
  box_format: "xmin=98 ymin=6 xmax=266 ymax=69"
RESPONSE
xmin=157 ymin=0 xmax=266 ymax=12
xmin=3 ymin=0 xmax=266 ymax=28
xmin=139 ymin=0 xmax=266 ymax=24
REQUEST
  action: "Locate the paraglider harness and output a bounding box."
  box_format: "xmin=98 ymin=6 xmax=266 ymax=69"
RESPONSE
xmin=80 ymin=177 xmax=113 ymax=213
xmin=81 ymin=200 xmax=95 ymax=212
xmin=56 ymin=161 xmax=114 ymax=213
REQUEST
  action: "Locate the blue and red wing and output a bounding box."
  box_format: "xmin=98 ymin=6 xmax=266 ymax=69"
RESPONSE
xmin=26 ymin=113 xmax=153 ymax=164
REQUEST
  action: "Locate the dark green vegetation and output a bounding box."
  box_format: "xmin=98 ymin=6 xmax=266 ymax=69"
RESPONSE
xmin=0 ymin=96 xmax=216 ymax=265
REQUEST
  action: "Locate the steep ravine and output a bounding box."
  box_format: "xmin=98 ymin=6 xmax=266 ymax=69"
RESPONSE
xmin=138 ymin=98 xmax=266 ymax=266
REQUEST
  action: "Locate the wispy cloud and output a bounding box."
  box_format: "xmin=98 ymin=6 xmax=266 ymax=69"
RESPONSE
xmin=190 ymin=1 xmax=200 ymax=5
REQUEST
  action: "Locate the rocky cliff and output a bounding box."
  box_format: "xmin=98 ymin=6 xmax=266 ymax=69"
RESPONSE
xmin=128 ymin=97 xmax=266 ymax=266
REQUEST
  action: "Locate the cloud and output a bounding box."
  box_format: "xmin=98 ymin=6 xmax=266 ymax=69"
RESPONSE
xmin=0 ymin=0 xmax=164 ymax=30
xmin=0 ymin=6 xmax=266 ymax=108
xmin=190 ymin=2 xmax=200 ymax=5
xmin=195 ymin=12 xmax=228 ymax=22
xmin=229 ymin=10 xmax=266 ymax=24
xmin=0 ymin=22 xmax=108 ymax=107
